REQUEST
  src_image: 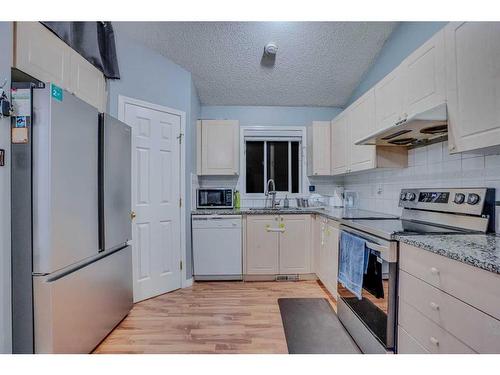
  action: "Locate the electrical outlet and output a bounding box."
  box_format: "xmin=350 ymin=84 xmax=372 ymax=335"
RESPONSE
xmin=377 ymin=184 xmax=383 ymax=195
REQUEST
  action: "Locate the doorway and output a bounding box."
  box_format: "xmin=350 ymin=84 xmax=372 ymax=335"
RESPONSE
xmin=118 ymin=96 xmax=186 ymax=302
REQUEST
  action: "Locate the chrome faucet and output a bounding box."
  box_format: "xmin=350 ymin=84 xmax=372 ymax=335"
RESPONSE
xmin=265 ymin=179 xmax=279 ymax=208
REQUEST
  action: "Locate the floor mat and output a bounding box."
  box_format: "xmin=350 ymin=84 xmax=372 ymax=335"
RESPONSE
xmin=278 ymin=298 xmax=360 ymax=354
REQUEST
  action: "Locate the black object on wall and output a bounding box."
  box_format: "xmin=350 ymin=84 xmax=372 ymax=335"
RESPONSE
xmin=42 ymin=22 xmax=120 ymax=79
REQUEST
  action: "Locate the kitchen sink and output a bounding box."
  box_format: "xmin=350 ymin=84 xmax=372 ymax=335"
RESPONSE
xmin=247 ymin=207 xmax=305 ymax=211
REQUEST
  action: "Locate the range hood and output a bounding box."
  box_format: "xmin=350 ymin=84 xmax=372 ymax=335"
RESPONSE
xmin=355 ymin=103 xmax=448 ymax=147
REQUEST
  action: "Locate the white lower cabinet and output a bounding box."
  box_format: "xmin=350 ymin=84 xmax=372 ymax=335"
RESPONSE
xmin=245 ymin=214 xmax=338 ymax=298
xmin=278 ymin=215 xmax=311 ymax=274
xmin=397 ymin=326 xmax=429 ymax=354
xmin=313 ymin=217 xmax=339 ymax=299
xmin=398 ymin=243 xmax=500 ymax=354
xmin=245 ymin=214 xmax=311 ymax=275
xmin=321 ymin=219 xmax=339 ymax=299
xmin=245 ymin=215 xmax=280 ymax=275
xmin=312 ymin=215 xmax=322 ymax=279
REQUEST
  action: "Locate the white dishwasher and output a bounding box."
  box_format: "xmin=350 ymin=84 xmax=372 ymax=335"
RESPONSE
xmin=192 ymin=215 xmax=242 ymax=280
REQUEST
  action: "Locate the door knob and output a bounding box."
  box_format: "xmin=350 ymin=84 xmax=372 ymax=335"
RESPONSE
xmin=131 ymin=211 xmax=137 ymax=220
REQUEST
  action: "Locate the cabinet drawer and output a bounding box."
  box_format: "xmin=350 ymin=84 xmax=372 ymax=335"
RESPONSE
xmin=399 ymin=270 xmax=500 ymax=353
xmin=400 ymin=243 xmax=500 ymax=321
xmin=397 ymin=326 xmax=429 ymax=354
xmin=399 ymin=300 xmax=475 ymax=354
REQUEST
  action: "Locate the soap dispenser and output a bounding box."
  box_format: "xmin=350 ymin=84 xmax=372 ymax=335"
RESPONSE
xmin=283 ymin=194 xmax=289 ymax=208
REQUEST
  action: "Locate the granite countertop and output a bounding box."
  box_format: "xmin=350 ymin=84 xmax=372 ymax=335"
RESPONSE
xmin=192 ymin=207 xmax=339 ymax=218
xmin=191 ymin=207 xmax=397 ymax=222
xmin=396 ymin=234 xmax=500 ymax=275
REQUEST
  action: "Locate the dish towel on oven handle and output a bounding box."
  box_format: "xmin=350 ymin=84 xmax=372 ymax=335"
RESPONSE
xmin=338 ymin=231 xmax=369 ymax=300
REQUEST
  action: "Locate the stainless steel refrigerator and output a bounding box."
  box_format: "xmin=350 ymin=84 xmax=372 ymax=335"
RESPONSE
xmin=11 ymin=84 xmax=133 ymax=353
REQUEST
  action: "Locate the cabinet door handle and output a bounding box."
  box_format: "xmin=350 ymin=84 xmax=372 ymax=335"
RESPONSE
xmin=430 ymin=302 xmax=440 ymax=311
xmin=266 ymin=227 xmax=285 ymax=233
xmin=430 ymin=337 xmax=439 ymax=346
xmin=430 ymin=267 xmax=440 ymax=275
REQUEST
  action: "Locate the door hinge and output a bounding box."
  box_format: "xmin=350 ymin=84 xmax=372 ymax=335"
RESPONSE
xmin=179 ymin=197 xmax=182 ymax=207
xmin=177 ymin=132 xmax=184 ymax=144
xmin=180 ymin=260 xmax=183 ymax=271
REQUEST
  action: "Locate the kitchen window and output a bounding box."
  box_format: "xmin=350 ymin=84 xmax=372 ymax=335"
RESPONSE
xmin=245 ymin=140 xmax=301 ymax=194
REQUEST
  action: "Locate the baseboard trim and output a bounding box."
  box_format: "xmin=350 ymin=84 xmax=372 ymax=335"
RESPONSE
xmin=243 ymin=273 xmax=318 ymax=282
xmin=183 ymin=277 xmax=194 ymax=288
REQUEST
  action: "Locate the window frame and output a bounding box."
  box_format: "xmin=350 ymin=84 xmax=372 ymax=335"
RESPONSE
xmin=239 ymin=126 xmax=308 ymax=199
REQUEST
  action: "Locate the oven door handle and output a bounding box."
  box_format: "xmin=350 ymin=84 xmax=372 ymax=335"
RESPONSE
xmin=365 ymin=241 xmax=397 ymax=263
xmin=365 ymin=241 xmax=386 ymax=253
xmin=340 ymin=225 xmax=398 ymax=263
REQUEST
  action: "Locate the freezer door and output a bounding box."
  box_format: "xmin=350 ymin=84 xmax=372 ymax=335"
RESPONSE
xmin=33 ymin=246 xmax=133 ymax=353
xmin=32 ymin=86 xmax=100 ymax=274
xmin=101 ymin=114 xmax=132 ymax=251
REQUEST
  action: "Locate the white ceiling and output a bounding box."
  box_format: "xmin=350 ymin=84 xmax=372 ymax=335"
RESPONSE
xmin=114 ymin=22 xmax=398 ymax=107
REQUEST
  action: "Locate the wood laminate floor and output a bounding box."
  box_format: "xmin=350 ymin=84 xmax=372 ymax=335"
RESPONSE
xmin=93 ymin=280 xmax=336 ymax=354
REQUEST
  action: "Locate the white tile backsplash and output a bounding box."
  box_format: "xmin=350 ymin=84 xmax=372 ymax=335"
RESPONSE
xmin=344 ymin=141 xmax=500 ymax=232
xmin=193 ymin=141 xmax=500 ymax=231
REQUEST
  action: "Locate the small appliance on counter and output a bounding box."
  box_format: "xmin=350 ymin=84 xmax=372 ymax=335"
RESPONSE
xmin=343 ymin=190 xmax=359 ymax=209
xmin=197 ymin=188 xmax=234 ymax=209
xmin=324 ymin=188 xmax=344 ymax=208
xmin=307 ymin=193 xmax=325 ymax=207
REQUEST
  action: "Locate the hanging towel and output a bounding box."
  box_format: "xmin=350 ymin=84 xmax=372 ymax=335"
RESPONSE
xmin=362 ymin=251 xmax=385 ymax=299
xmin=338 ymin=232 xmax=369 ymax=299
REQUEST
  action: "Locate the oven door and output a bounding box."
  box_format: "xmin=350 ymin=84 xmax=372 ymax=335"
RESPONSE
xmin=197 ymin=189 xmax=233 ymax=208
xmin=337 ymin=225 xmax=398 ymax=352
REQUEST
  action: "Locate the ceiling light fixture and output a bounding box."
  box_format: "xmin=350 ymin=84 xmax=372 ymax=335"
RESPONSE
xmin=264 ymin=42 xmax=278 ymax=56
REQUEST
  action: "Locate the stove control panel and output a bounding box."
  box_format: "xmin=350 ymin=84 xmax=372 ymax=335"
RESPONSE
xmin=399 ymin=188 xmax=494 ymax=216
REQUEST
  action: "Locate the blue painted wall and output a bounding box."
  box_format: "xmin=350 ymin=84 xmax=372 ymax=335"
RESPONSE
xmin=108 ymin=27 xmax=192 ymax=118
xmin=108 ymin=27 xmax=199 ymax=279
xmin=186 ymin=80 xmax=200 ymax=277
xmin=347 ymin=22 xmax=448 ymax=105
xmin=0 ymin=21 xmax=12 ymax=354
xmin=201 ymin=105 xmax=343 ymax=126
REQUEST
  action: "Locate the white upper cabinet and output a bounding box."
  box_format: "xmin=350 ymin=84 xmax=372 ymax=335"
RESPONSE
xmin=14 ymin=22 xmax=107 ymax=112
xmin=69 ymin=49 xmax=106 ymax=112
xmin=375 ymin=65 xmax=405 ymax=132
xmin=330 ymin=112 xmax=349 ymax=175
xmin=14 ymin=22 xmax=72 ymax=90
xmin=330 ymin=89 xmax=407 ymax=176
xmin=445 ymin=22 xmax=500 ymax=153
xmin=197 ymin=119 xmax=239 ymax=175
xmin=375 ymin=30 xmax=445 ymax=133
xmin=402 ymin=29 xmax=446 ymax=119
xmin=348 ymin=89 xmax=376 ymax=172
xmin=307 ymin=121 xmax=331 ymax=176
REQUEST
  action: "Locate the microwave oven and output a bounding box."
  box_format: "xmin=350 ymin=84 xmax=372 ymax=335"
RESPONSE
xmin=197 ymin=188 xmax=234 ymax=209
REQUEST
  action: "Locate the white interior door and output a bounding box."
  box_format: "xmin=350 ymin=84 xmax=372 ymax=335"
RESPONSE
xmin=123 ymin=100 xmax=182 ymax=302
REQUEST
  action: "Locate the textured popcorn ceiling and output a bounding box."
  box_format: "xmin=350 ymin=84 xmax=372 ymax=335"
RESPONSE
xmin=114 ymin=22 xmax=398 ymax=107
